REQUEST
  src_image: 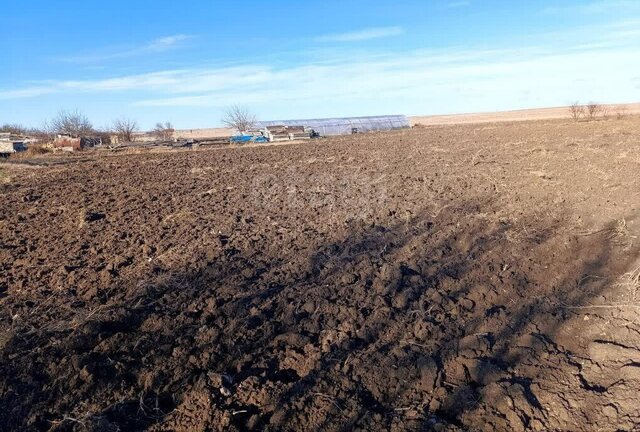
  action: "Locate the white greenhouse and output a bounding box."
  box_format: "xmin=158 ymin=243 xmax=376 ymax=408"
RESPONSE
xmin=255 ymin=115 xmax=410 ymax=137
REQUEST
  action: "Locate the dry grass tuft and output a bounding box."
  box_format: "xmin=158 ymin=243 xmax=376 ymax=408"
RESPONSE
xmin=608 ymin=218 xmax=630 ymax=245
xmin=615 ymin=266 xmax=640 ymax=304
xmin=0 ymin=167 xmax=9 ymax=184
xmin=629 ymin=267 xmax=640 ymax=288
xmin=10 ymin=144 xmax=52 ymax=160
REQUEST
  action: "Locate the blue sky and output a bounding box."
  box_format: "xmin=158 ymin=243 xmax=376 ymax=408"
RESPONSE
xmin=1 ymin=0 xmax=640 ymax=129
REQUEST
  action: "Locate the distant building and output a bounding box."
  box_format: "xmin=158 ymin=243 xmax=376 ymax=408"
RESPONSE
xmin=261 ymin=125 xmax=311 ymax=142
xmin=53 ymin=134 xmax=81 ymax=151
xmin=53 ymin=134 xmax=102 ymax=151
xmin=0 ymin=133 xmax=27 ymax=156
xmin=255 ymin=115 xmax=410 ymax=137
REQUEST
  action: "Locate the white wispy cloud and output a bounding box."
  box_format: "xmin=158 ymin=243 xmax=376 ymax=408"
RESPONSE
xmin=0 ymin=87 xmax=56 ymax=99
xmin=447 ymin=1 xmax=470 ymax=8
xmin=55 ymin=34 xmax=193 ymax=63
xmin=126 ymin=47 xmax=640 ymax=109
xmin=314 ymin=26 xmax=405 ymax=43
xmin=0 ymin=49 xmax=514 ymax=101
xmin=542 ymin=0 xmax=640 ymax=15
xmin=6 ymin=42 xmax=632 ymax=110
xmin=2 ymin=20 xmax=639 ymax=122
xmin=146 ymin=35 xmax=192 ymax=51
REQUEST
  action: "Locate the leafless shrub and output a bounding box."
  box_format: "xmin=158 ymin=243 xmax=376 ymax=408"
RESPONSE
xmin=112 ymin=117 xmax=139 ymax=142
xmin=585 ymin=102 xmax=604 ymax=121
xmin=152 ymin=121 xmax=175 ymax=141
xmin=222 ymin=105 xmax=256 ymax=133
xmin=616 ymin=105 xmax=629 ymax=120
xmin=47 ymin=110 xmax=94 ymax=137
xmin=569 ymin=102 xmax=584 ymax=122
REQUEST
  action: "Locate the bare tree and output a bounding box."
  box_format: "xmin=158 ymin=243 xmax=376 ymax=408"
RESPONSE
xmin=585 ymin=102 xmax=603 ymax=121
xmin=112 ymin=118 xmax=138 ymax=142
xmin=1 ymin=124 xmax=49 ymax=141
xmin=48 ymin=110 xmax=94 ymax=137
xmin=152 ymin=121 xmax=175 ymax=141
xmin=569 ymin=102 xmax=584 ymax=122
xmin=222 ymin=105 xmax=256 ymax=133
xmin=0 ymin=123 xmax=28 ymax=135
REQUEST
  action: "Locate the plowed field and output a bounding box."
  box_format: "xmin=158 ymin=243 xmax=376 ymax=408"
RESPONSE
xmin=1 ymin=118 xmax=640 ymax=431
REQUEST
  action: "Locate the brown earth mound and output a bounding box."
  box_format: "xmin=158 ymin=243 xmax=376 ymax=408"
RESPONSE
xmin=1 ymin=118 xmax=640 ymax=431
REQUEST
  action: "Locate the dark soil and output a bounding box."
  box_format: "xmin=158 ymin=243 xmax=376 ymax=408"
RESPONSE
xmin=1 ymin=118 xmax=640 ymax=431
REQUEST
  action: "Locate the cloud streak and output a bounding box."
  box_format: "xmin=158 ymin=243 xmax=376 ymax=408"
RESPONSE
xmin=314 ymin=26 xmax=405 ymax=43
xmin=2 ymin=20 xmax=639 ymax=125
xmin=447 ymin=1 xmax=470 ymax=8
xmin=127 ymin=48 xmax=640 ymax=110
xmin=541 ymin=0 xmax=640 ymax=15
xmin=4 ymin=41 xmax=637 ymax=115
xmin=55 ymin=34 xmax=193 ymax=63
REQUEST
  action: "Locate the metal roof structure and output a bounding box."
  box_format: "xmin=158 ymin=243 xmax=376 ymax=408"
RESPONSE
xmin=255 ymin=115 xmax=410 ymax=136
